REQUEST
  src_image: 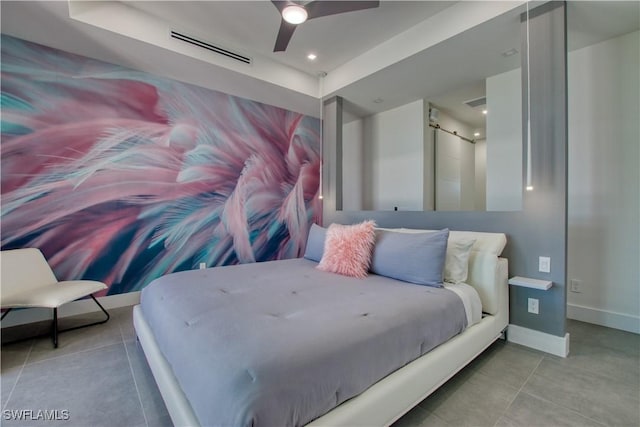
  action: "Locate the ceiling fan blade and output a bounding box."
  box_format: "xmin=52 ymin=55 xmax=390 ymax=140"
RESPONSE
xmin=270 ymin=0 xmax=290 ymax=13
xmin=274 ymin=19 xmax=298 ymax=52
xmin=306 ymin=0 xmax=380 ymax=19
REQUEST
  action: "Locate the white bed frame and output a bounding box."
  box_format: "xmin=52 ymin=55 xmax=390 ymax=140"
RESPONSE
xmin=133 ymin=232 xmax=509 ymax=427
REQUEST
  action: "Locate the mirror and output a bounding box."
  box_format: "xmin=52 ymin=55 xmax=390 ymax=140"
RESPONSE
xmin=336 ymin=5 xmax=526 ymax=211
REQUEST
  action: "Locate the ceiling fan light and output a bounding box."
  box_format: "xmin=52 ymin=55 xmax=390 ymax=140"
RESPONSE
xmin=282 ymin=5 xmax=308 ymax=25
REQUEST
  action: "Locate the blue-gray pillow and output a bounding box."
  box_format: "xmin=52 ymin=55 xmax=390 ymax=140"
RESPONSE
xmin=303 ymin=223 xmax=326 ymax=262
xmin=371 ymin=228 xmax=450 ymax=287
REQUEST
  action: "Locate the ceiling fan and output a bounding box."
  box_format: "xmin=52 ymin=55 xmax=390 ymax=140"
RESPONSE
xmin=271 ymin=1 xmax=380 ymax=52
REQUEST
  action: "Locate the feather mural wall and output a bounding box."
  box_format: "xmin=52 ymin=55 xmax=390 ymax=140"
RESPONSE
xmin=0 ymin=35 xmax=321 ymax=295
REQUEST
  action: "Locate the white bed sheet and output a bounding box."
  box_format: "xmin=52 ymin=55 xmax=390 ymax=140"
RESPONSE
xmin=445 ymin=282 xmax=483 ymax=327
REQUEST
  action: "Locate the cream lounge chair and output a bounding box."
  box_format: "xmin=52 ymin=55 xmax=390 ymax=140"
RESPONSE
xmin=1 ymin=248 xmax=109 ymax=348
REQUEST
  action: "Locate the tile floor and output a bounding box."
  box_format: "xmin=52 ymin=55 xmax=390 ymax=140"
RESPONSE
xmin=1 ymin=307 xmax=638 ymax=427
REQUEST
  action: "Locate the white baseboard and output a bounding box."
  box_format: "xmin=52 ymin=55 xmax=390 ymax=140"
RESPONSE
xmin=507 ymin=324 xmax=570 ymax=357
xmin=567 ymin=303 xmax=640 ymax=334
xmin=1 ymin=292 xmax=140 ymax=328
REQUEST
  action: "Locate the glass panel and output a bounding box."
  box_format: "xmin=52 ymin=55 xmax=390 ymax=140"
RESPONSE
xmin=336 ymin=5 xmax=526 ymax=211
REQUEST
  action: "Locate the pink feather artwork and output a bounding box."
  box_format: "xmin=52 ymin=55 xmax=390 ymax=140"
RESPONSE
xmin=1 ymin=35 xmax=321 ymax=295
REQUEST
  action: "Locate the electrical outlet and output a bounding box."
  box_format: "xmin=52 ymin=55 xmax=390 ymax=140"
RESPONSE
xmin=539 ymin=256 xmax=551 ymax=273
xmin=528 ymin=298 xmax=539 ymax=314
xmin=199 ymin=262 xmax=206 ymax=270
xmin=570 ymin=279 xmax=581 ymax=293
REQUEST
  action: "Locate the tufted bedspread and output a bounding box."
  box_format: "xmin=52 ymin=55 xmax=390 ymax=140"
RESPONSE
xmin=140 ymin=258 xmax=467 ymax=427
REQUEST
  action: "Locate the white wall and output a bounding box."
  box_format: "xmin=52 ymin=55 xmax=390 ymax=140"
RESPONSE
xmin=475 ymin=139 xmax=487 ymax=211
xmin=362 ymin=100 xmax=424 ymax=210
xmin=567 ymin=30 xmax=640 ymax=333
xmin=486 ymin=68 xmax=523 ymax=211
xmin=342 ymin=113 xmax=364 ymax=211
xmin=435 ymin=130 xmax=462 ymax=210
xmin=422 ymin=101 xmax=435 ymax=211
xmin=434 ymin=111 xmax=476 ymax=211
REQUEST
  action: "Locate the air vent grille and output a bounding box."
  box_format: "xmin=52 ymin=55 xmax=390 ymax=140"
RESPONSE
xmin=171 ymin=31 xmax=252 ymax=65
xmin=463 ymin=97 xmax=487 ymax=108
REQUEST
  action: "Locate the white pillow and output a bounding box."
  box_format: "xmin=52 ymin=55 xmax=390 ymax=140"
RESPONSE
xmin=444 ymin=238 xmax=476 ymax=284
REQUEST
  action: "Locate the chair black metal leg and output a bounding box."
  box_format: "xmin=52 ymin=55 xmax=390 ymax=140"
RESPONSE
xmin=53 ymin=307 xmax=58 ymax=348
xmin=2 ymin=295 xmax=110 ymax=348
xmin=57 ymin=294 xmax=110 ymax=334
xmin=91 ymin=295 xmax=110 ymax=324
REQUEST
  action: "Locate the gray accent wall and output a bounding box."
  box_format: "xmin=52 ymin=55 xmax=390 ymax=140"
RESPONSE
xmin=322 ymin=3 xmax=567 ymax=337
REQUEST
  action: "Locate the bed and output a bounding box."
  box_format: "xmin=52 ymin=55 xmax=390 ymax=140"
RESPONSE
xmin=133 ymin=228 xmax=508 ymax=427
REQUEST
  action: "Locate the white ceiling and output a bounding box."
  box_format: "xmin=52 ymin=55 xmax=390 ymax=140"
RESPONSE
xmin=567 ymin=1 xmax=640 ymax=51
xmin=338 ymin=4 xmax=523 ymax=120
xmin=123 ymin=1 xmax=456 ymax=76
xmin=0 ymin=0 xmax=320 ymax=115
xmin=1 ymin=0 xmax=637 ymax=122
xmin=340 ymin=0 xmax=639 ymax=132
xmin=1 ymin=0 xmax=524 ymax=106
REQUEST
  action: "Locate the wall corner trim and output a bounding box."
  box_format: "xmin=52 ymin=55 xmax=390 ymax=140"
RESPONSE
xmin=507 ymin=324 xmax=570 ymax=357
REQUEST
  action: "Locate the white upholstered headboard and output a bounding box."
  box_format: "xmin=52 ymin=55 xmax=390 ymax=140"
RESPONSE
xmin=392 ymin=229 xmax=508 ymax=315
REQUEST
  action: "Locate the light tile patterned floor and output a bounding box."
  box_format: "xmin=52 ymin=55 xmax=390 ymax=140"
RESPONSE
xmin=1 ymin=308 xmax=638 ymax=427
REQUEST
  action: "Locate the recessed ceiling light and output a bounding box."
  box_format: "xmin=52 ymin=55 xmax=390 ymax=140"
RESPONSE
xmin=501 ymin=48 xmax=519 ymax=57
xmin=282 ymin=5 xmax=308 ymax=25
xmin=373 ymin=98 xmax=384 ymax=104
xmin=307 ymin=53 xmax=317 ymax=61
xmin=482 ymin=109 xmax=488 ymax=115
xmin=474 ymin=132 xmax=480 ymax=137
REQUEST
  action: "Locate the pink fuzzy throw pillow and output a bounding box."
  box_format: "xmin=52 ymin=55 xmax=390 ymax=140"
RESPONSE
xmin=317 ymin=220 xmax=377 ymax=278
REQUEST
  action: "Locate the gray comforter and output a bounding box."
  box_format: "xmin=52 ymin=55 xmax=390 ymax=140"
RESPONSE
xmin=140 ymin=258 xmax=467 ymax=427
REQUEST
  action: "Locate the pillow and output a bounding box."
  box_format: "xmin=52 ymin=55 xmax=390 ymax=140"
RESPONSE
xmin=317 ymin=220 xmax=376 ymax=278
xmin=381 ymin=228 xmax=477 ymax=284
xmin=303 ymin=223 xmax=326 ymax=262
xmin=371 ymin=229 xmax=449 ymax=287
xmin=401 ymin=228 xmax=507 ymax=256
xmin=444 ymin=238 xmax=476 ymax=284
